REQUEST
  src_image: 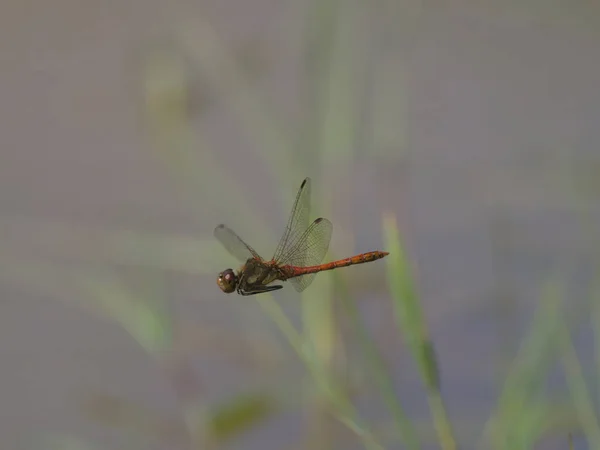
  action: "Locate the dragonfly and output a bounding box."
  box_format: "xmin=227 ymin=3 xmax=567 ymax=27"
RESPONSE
xmin=214 ymin=177 xmax=389 ymax=296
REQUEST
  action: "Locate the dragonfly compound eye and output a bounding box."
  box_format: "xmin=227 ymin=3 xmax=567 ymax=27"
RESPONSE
xmin=217 ymin=269 xmax=237 ymax=293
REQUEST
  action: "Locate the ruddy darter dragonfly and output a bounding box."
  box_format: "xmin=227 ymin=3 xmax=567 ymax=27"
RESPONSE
xmin=214 ymin=177 xmax=389 ymax=296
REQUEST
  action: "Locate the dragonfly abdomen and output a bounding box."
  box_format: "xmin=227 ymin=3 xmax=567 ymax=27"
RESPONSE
xmin=287 ymin=251 xmax=389 ymax=277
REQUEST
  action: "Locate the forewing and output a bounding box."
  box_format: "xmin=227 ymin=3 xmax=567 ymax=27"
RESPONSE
xmin=214 ymin=224 xmax=262 ymax=262
xmin=272 ymin=177 xmax=311 ymax=263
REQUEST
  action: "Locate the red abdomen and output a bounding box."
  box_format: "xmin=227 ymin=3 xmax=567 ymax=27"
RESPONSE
xmin=285 ymin=251 xmax=389 ymax=277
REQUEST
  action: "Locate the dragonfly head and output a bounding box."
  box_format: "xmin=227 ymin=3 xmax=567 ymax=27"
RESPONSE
xmin=217 ymin=268 xmax=238 ymax=293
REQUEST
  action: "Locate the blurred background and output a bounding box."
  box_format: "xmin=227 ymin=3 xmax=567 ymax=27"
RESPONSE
xmin=1 ymin=1 xmax=600 ymax=449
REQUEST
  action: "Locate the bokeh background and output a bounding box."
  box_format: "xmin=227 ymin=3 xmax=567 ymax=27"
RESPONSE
xmin=2 ymin=1 xmax=600 ymax=449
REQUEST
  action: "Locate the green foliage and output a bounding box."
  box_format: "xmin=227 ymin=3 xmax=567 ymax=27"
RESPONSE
xmin=207 ymin=393 xmax=275 ymax=443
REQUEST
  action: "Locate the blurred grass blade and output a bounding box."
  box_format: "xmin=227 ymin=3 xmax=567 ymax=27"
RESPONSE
xmin=80 ymin=272 xmax=173 ymax=355
xmin=301 ymin=276 xmax=335 ymax=394
xmin=381 ymin=213 xmax=437 ymax=388
xmin=141 ymin=48 xmax=270 ymax=243
xmin=503 ymin=398 xmax=547 ymax=449
xmin=295 ymin=0 xmax=339 ymax=170
xmin=208 ymin=393 xmax=275 ymax=443
xmin=568 ymin=433 xmax=574 ymax=450
xmin=314 ymin=1 xmax=365 ymax=164
xmin=299 ymin=0 xmax=359 ymax=429
xmin=483 ymin=278 xmax=565 ymax=449
xmin=559 ymin=321 xmax=600 ymax=448
xmin=420 ymin=338 xmax=440 ymax=392
xmin=0 ymin=213 xmax=235 ymax=273
xmin=177 ymin=19 xmax=294 ymax=192
xmin=0 ymin=257 xmax=172 ymax=356
xmin=257 ymin=295 xmax=384 ymax=450
xmin=382 ymin=212 xmax=456 ymax=450
xmin=333 ymin=270 xmax=420 ymax=450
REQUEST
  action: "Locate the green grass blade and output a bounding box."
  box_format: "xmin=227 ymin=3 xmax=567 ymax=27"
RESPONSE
xmin=382 ymin=212 xmax=456 ymax=450
xmin=559 ymin=321 xmax=600 ymax=448
xmin=256 ymin=295 xmax=384 ymax=450
xmin=208 ymin=393 xmax=275 ymax=443
xmin=483 ymin=278 xmax=565 ymax=449
xmin=333 ymin=270 xmax=420 ymax=450
xmin=80 ymin=271 xmax=173 ymax=355
xmin=381 ymin=213 xmax=438 ymax=388
xmin=569 ymin=432 xmax=574 ymax=449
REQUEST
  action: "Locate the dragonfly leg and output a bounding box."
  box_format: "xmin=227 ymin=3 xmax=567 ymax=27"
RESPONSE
xmin=238 ymin=285 xmax=283 ymax=296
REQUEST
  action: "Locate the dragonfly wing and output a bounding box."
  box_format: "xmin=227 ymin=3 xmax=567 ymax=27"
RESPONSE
xmin=279 ymin=217 xmax=333 ymax=292
xmin=214 ymin=224 xmax=262 ymax=262
xmin=272 ymin=177 xmax=311 ymax=263
xmin=290 ymin=273 xmax=317 ymax=292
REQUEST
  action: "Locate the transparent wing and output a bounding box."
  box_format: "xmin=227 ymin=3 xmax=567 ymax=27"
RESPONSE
xmin=272 ymin=177 xmax=311 ymax=263
xmin=214 ymin=224 xmax=262 ymax=262
xmin=278 ymin=217 xmax=333 ymax=292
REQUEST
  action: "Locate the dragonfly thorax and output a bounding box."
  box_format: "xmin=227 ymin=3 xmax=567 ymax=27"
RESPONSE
xmin=217 ymin=268 xmax=238 ymax=293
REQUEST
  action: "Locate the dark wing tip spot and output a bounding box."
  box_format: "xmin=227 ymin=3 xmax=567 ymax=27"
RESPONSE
xmin=301 ymin=178 xmax=309 ymax=188
xmin=314 ymin=217 xmax=323 ymax=223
